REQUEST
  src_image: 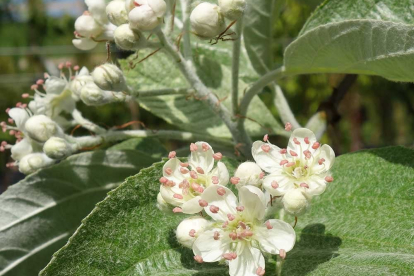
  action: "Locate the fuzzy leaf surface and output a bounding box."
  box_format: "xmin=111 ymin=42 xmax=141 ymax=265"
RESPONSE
xmin=284 ymin=0 xmax=414 ymax=82
xmin=40 ymin=146 xmax=414 ymax=275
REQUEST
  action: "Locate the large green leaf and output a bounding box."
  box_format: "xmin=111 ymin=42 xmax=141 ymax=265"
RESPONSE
xmin=0 ymin=144 xmax=162 ymax=276
xmin=243 ymin=0 xmax=277 ymax=75
xmin=122 ymin=50 xmax=285 ymax=138
xmin=284 ymin=0 xmax=414 ymax=82
xmin=40 ymin=146 xmax=413 ymax=275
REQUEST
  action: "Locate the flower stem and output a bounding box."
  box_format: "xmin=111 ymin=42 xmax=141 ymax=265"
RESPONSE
xmin=71 ymin=109 xmax=107 ymax=135
xmin=129 ymin=88 xmax=193 ymax=98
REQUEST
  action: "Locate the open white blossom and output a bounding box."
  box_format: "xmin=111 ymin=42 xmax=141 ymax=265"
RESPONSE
xmin=159 ymin=142 xmax=229 ymax=214
xmin=252 ymin=128 xmax=335 ymax=215
xmin=191 ymin=185 xmax=296 ymax=276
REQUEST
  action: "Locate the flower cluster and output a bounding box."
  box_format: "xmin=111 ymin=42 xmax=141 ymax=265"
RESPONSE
xmin=1 ymin=62 xmax=130 ymax=175
xmin=158 ymin=130 xmax=335 ymax=276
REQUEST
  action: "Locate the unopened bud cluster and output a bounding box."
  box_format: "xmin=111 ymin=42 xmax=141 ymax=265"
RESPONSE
xmin=158 ymin=134 xmax=335 ymax=276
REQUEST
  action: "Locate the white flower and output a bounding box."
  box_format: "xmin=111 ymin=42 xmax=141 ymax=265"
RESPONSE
xmin=91 ymin=63 xmax=127 ymax=91
xmin=18 ymin=153 xmax=55 ymax=175
xmin=233 ymin=161 xmax=263 ymax=188
xmin=159 ymin=142 xmax=229 ymax=214
xmin=128 ymin=0 xmax=167 ymax=31
xmin=176 ymin=216 xmax=210 ymax=249
xmin=7 ymin=108 xmax=34 ymax=161
xmin=218 ymin=0 xmax=246 ymax=20
xmin=192 ymin=185 xmax=296 ymax=276
xmin=252 ymin=128 xmax=335 ymax=213
xmin=190 ymin=2 xmax=226 ymax=39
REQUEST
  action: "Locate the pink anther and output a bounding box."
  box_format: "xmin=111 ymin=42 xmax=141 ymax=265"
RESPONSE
xmin=73 ymin=65 xmax=80 ymax=71
xmin=159 ymin=177 xmax=168 ymax=184
xmin=236 ymin=206 xmax=244 ymax=212
xmin=196 ymin=167 xmax=204 ymax=174
xmin=198 ymin=199 xmax=208 ymax=207
xmin=65 ymin=61 xmax=72 ymax=68
xmin=300 ymin=183 xmax=309 ymax=188
xmin=180 ymin=167 xmax=189 ymax=174
xmin=5 ymin=108 xmax=10 ymax=113
xmin=194 ymin=255 xmax=203 ymax=263
xmin=279 ymin=249 xmax=286 ymax=259
xmin=239 ymin=221 xmax=247 ymax=229
xmin=229 ymin=232 xmax=237 ymax=240
xmin=202 ymin=143 xmax=210 ymax=151
xmin=285 ymin=122 xmax=292 ymax=131
xmin=271 ymin=181 xmax=279 ymax=189
xmin=325 ymin=176 xmax=334 ymax=182
xmin=21 ymin=93 xmax=30 ymax=99
xmin=211 ymin=176 xmax=219 ymax=184
xmin=290 ymin=150 xmax=298 ymax=157
xmin=173 ymin=194 xmax=183 ymax=200
xmin=265 ymin=220 xmax=273 ymax=230
xmin=190 ymin=143 xmax=198 ymax=152
xmin=227 ymin=213 xmax=235 ymax=221
xmin=230 ymin=177 xmax=240 ymax=185
xmin=180 ymin=162 xmax=189 ymax=167
xmin=190 ymin=170 xmax=198 ymax=179
xmin=259 ymin=172 xmax=265 ymax=179
xmin=165 ymin=167 xmax=173 ymax=175
xmin=312 ymin=142 xmax=320 ymax=150
xmin=263 ymin=134 xmax=269 ymax=142
xmin=280 ymin=160 xmax=288 ymax=166
xmin=261 ymin=144 xmax=271 ymax=153
xmin=7 ymin=118 xmax=13 ymax=124
xmin=213 ymin=152 xmax=223 ymax=160
xmin=256 ymin=267 xmax=265 ymax=276
xmin=172 ymin=207 xmax=182 ymax=213
xmin=36 ymin=79 xmax=44 ymax=85
xmin=217 ymin=187 xmax=226 ymax=196
xmin=280 ymin=148 xmax=287 ymax=154
xmin=31 ymin=84 xmax=38 ymax=90
xmin=303 ymin=150 xmax=312 ymax=159
xmin=189 ymin=229 xmax=196 ymax=237
xmin=304 ymin=137 xmax=310 ymax=144
xmin=318 ymin=158 xmax=325 ymax=165
xmin=58 ymin=63 xmax=64 ymax=70
xmin=286 ymin=162 xmax=295 ymax=167
xmin=223 ymin=253 xmax=234 ymax=261
xmin=214 ymin=231 xmax=220 ymax=240
xmin=293 ymin=137 xmax=300 ymax=145
xmin=168 ymin=151 xmax=176 ymax=159
xmin=210 ymin=205 xmax=219 ymax=213
xmin=222 ymin=221 xmax=229 ymax=228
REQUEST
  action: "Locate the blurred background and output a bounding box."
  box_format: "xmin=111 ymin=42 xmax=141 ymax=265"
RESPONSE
xmin=1 ymin=0 xmax=413 ymax=192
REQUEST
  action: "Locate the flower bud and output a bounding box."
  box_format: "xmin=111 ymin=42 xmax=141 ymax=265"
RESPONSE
xmin=72 ymin=38 xmax=99 ymax=51
xmin=218 ymin=0 xmax=246 ymax=20
xmin=19 ymin=153 xmax=55 ymax=175
xmin=44 ymin=76 xmax=67 ymax=95
xmin=85 ymin=0 xmax=108 ymax=25
xmin=80 ymin=83 xmax=128 ymax=106
xmin=234 ymin=161 xmax=263 ymax=187
xmin=128 ymin=2 xmax=165 ymax=32
xmin=70 ymin=74 xmax=94 ymax=98
xmin=190 ymin=2 xmax=226 ymax=39
xmin=135 ymin=0 xmax=167 ymax=17
xmin=92 ymin=63 xmax=126 ymax=91
xmin=156 ymin=192 xmax=170 ymax=212
xmin=43 ymin=137 xmax=73 ymax=160
xmin=282 ymin=189 xmax=310 ymax=216
xmin=114 ymin=24 xmax=146 ymax=50
xmin=24 ymin=115 xmax=61 ymax=143
xmin=176 ymin=216 xmax=209 ymax=248
xmin=74 ymin=14 xmax=103 ymax=37
xmin=106 ymin=0 xmax=129 ymax=26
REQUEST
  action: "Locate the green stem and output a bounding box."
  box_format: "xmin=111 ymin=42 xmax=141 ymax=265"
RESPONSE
xmin=232 ymin=18 xmax=243 ymax=115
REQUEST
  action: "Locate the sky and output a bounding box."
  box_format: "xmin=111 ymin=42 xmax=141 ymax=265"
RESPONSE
xmin=7 ymin=0 xmax=86 ymax=19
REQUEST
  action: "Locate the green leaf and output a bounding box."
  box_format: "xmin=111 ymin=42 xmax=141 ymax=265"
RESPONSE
xmin=243 ymin=0 xmax=276 ymax=75
xmin=122 ymin=50 xmax=285 ymax=138
xmin=284 ymin=0 xmax=414 ymax=82
xmin=40 ymin=146 xmax=413 ymax=275
xmin=0 ymin=149 xmax=161 ymax=276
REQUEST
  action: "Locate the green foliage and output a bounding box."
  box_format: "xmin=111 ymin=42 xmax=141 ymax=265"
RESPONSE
xmin=40 ymin=147 xmax=414 ymax=275
xmin=121 ymin=50 xmax=285 ymax=138
xmin=0 ymin=147 xmax=162 ymax=276
xmin=284 ymin=0 xmax=414 ymax=82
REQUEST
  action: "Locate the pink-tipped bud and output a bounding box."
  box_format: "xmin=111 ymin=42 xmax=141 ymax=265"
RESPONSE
xmin=227 ymin=213 xmax=235 ymax=221
xmin=230 ymin=177 xmax=240 ymax=185
xmin=189 ymin=229 xmax=196 ymax=237
xmin=325 ymin=176 xmax=334 ymax=182
xmin=293 ymin=137 xmax=300 ymax=145
xmin=214 ymin=231 xmax=220 ymax=240
xmin=21 ymin=93 xmax=30 ymax=99
xmin=165 ymin=167 xmax=173 ymax=175
xmin=265 ymin=220 xmax=273 ymax=230
xmin=216 ymin=187 xmax=226 ymax=196
xmin=194 ymin=255 xmax=203 ymax=263
xmin=271 ymin=181 xmax=279 ymax=189
xmin=304 ymin=137 xmax=310 ymax=144
xmin=196 ymin=167 xmax=205 ymax=174
xmin=190 ymin=170 xmax=198 ymax=179
xmin=180 ymin=167 xmax=189 ymax=174
xmin=31 ymin=84 xmax=38 ymax=90
xmin=259 ymin=172 xmax=265 ymax=179
xmin=318 ymin=158 xmax=325 ymax=165
xmin=285 ymin=122 xmax=292 ymax=131
xmin=180 ymin=162 xmax=189 ymax=167
xmin=303 ymin=150 xmax=312 ymax=159
xmin=168 ymin=151 xmax=176 ymax=159
xmin=210 ymin=205 xmax=219 ymax=213
xmin=300 ymin=183 xmax=309 ymax=188
xmin=213 ymin=152 xmax=223 ymax=161
xmin=199 ymin=199 xmax=208 ymax=207
xmin=173 ymin=207 xmax=183 ymax=213
xmin=236 ymin=206 xmax=244 ymax=212
xmin=280 ymin=160 xmax=288 ymax=166
xmin=286 ymin=162 xmax=295 ymax=167
xmin=202 ymin=143 xmax=210 ymax=151
xmin=279 ymin=249 xmax=286 ymax=259
xmin=211 ymin=176 xmax=219 ymax=184
xmin=263 ymin=134 xmax=269 ymax=142
xmin=36 ymin=79 xmax=44 ymax=85
xmin=312 ymin=142 xmax=320 ymax=149
xmin=190 ymin=143 xmax=198 ymax=152
xmin=290 ymin=150 xmax=298 ymax=157
xmin=173 ymin=194 xmax=183 ymax=200
xmin=256 ymin=267 xmax=265 ymax=276
xmin=261 ymin=144 xmax=271 ymax=153
xmin=159 ymin=177 xmax=168 ymax=184
xmin=74 ymin=65 xmax=80 ymax=71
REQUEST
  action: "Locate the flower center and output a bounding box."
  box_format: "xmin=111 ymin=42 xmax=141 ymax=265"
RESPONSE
xmin=182 ymin=175 xmax=207 ymax=199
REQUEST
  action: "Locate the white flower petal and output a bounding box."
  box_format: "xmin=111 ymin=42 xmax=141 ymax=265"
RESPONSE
xmin=209 ymin=161 xmax=229 ymax=186
xmin=306 ymin=175 xmax=327 ymax=196
xmin=182 ymin=196 xmax=204 ymax=214
xmin=189 ymin=141 xmax=214 ymax=173
xmin=159 ymin=185 xmax=183 ymax=206
xmin=11 ymin=138 xmax=33 ymax=161
xmin=229 ymin=245 xmax=265 ymax=276
xmin=44 ymin=76 xmax=67 ymax=95
xmin=316 ymin=144 xmax=335 ymax=171
xmin=252 ymin=141 xmax=283 ymax=173
xmin=201 ymin=185 xmax=237 ymax=221
xmin=85 ymin=0 xmax=108 ymax=25
xmin=8 ymin=108 xmax=29 ymax=130
xmin=287 ymin=128 xmax=317 ymax=153
xmin=262 ymin=173 xmax=295 ymax=196
xmin=163 ymin=158 xmax=185 ymax=183
xmin=255 ymin=219 xmax=296 ymax=255
xmin=238 ymin=186 xmax=266 ymax=221
xmin=72 ymin=38 xmax=98 ymax=51
xmin=193 ymin=229 xmax=231 ymax=262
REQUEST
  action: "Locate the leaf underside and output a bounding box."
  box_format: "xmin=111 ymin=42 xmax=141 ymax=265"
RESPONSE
xmin=41 ymin=146 xmax=414 ymax=276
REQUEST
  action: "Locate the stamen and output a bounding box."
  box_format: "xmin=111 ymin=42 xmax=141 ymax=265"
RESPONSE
xmin=36 ymin=79 xmax=44 ymax=85
xmin=173 ymin=194 xmax=183 ymax=199
xmin=210 ymin=205 xmax=219 ymax=213
xmin=229 ymin=232 xmax=237 ymax=240
xmin=280 ymin=160 xmax=288 ymax=166
xmin=190 ymin=170 xmax=198 ymax=179
xmin=180 ymin=167 xmax=189 ymax=174
xmin=194 ymin=255 xmax=203 ymax=263
xmin=300 ymin=183 xmax=309 ymax=188
xmin=222 ymin=221 xmax=228 ymax=228
xmin=58 ymin=63 xmax=64 ymax=70
xmin=271 ymin=181 xmax=279 ymax=189
xmin=166 ymin=180 xmax=176 ymax=187
xmin=259 ymin=172 xmax=265 ymax=179
xmin=290 ymin=150 xmax=298 ymax=157
xmin=303 ymin=150 xmax=312 ymax=159
xmin=7 ymin=118 xmax=13 ymax=124
xmin=160 ymin=176 xmax=169 ymax=184
xmin=168 ymin=151 xmax=176 ymax=159
xmin=196 ymin=167 xmax=204 ymax=174
xmin=293 ymin=138 xmax=300 ymax=145
xmin=21 ymin=93 xmax=30 ymax=99
xmin=189 ymin=229 xmax=196 ymax=237
xmin=265 ymin=220 xmax=273 ymax=229
xmin=190 ymin=143 xmax=198 ymax=152
xmin=286 ymin=162 xmax=295 ymax=167
xmin=261 ymin=144 xmax=270 ymax=152
xmin=213 ymin=152 xmax=223 ymax=160
xmin=73 ymin=65 xmax=80 ymax=71
xmin=325 ymin=176 xmax=334 ymax=182
xmin=318 ymin=158 xmax=325 ymax=165
xmin=239 ymin=221 xmax=247 ymax=229
xmin=180 ymin=162 xmax=189 ymax=167
xmin=191 ymin=183 xmax=200 ymax=191
xmin=230 ymin=177 xmax=240 ymax=185
xmin=5 ymin=108 xmax=10 ymax=113
xmin=217 ymin=187 xmax=226 ymax=196
xmin=211 ymin=176 xmax=219 ymax=184
xmin=285 ymin=122 xmax=292 ymax=131
xmin=279 ymin=249 xmax=286 ymax=259
xmin=304 ymin=137 xmax=310 ymax=144
xmin=227 ymin=214 xmax=235 ymax=221
xmin=236 ymin=206 xmax=244 ymax=212
xmin=312 ymin=142 xmax=320 ymax=149
xmin=256 ymin=267 xmax=265 ymax=276
xmin=202 ymin=143 xmax=210 ymax=151
xmin=214 ymin=231 xmax=220 ymax=240
xmin=165 ymin=167 xmax=172 ymax=175
xmin=280 ymin=148 xmax=287 ymax=154
xmin=172 ymin=207 xmax=182 ymax=213
xmin=198 ymin=199 xmax=208 ymax=207
xmin=223 ymin=253 xmax=235 ymax=261
xmin=263 ymin=134 xmax=269 ymax=142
